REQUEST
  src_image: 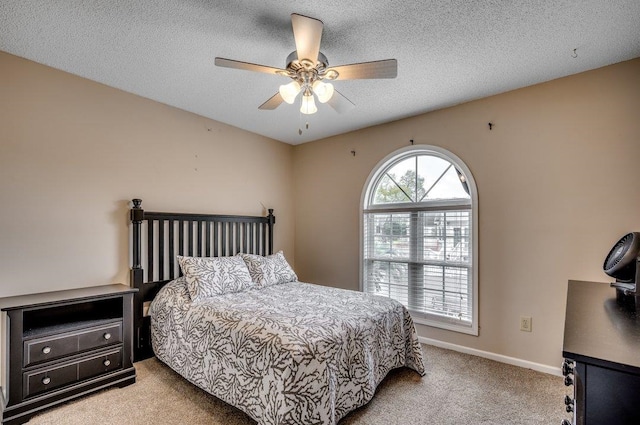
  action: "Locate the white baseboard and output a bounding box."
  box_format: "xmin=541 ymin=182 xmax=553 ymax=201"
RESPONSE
xmin=418 ymin=336 xmax=562 ymax=377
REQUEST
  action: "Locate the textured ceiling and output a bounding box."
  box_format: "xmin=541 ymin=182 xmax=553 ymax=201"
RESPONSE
xmin=2 ymin=1 xmax=639 ymax=144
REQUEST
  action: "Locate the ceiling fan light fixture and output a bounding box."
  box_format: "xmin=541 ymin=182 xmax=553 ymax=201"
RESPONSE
xmin=279 ymin=81 xmax=301 ymax=104
xmin=300 ymin=92 xmax=317 ymax=114
xmin=312 ymin=80 xmax=334 ymax=103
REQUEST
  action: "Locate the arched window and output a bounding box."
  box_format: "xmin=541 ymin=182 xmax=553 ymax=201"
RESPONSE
xmin=361 ymin=145 xmax=478 ymax=335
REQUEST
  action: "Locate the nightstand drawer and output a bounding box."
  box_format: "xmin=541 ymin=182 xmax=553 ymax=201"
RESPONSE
xmin=23 ymin=363 xmax=77 ymax=398
xmin=78 ymin=322 xmax=122 ymax=351
xmin=24 ymin=321 xmax=123 ymax=367
xmin=24 ymin=337 xmax=77 ymax=368
xmin=23 ymin=348 xmax=123 ymax=399
xmin=78 ymin=349 xmax=123 ymax=380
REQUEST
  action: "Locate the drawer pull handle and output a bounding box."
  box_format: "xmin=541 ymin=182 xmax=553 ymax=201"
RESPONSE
xmin=42 ymin=377 xmax=51 ymax=385
xmin=562 ymin=360 xmax=574 ymax=376
xmin=564 ymin=395 xmax=574 ymax=407
xmin=42 ymin=346 xmax=51 ymax=354
xmin=103 ymin=359 xmax=111 ymax=367
xmin=103 ymin=332 xmax=111 ymax=340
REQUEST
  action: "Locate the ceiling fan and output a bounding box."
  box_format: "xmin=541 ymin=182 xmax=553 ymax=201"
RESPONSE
xmin=215 ymin=13 xmax=397 ymax=115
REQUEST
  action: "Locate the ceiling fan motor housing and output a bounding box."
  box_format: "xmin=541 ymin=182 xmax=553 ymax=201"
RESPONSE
xmin=286 ymin=51 xmax=328 ymax=70
xmin=283 ymin=51 xmax=336 ymax=83
xmin=603 ymin=232 xmax=640 ymax=282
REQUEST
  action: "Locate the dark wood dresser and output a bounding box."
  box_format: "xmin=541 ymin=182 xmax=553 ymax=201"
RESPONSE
xmin=0 ymin=284 xmax=137 ymax=424
xmin=562 ymin=280 xmax=640 ymax=425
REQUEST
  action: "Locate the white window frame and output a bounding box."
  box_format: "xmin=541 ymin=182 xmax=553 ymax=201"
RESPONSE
xmin=360 ymin=145 xmax=479 ymax=335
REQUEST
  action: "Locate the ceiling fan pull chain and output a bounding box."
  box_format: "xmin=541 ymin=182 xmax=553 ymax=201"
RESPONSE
xmin=298 ymin=106 xmax=303 ymax=135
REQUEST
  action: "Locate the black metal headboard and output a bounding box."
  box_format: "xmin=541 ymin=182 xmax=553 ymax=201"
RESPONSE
xmin=129 ymin=198 xmax=275 ymax=360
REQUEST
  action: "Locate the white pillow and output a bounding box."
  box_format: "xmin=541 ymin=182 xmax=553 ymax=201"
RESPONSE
xmin=177 ymin=255 xmax=253 ymax=301
xmin=239 ymin=251 xmax=298 ymax=289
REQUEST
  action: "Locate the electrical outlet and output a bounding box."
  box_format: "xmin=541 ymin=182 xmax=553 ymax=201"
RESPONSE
xmin=520 ymin=316 xmax=532 ymax=332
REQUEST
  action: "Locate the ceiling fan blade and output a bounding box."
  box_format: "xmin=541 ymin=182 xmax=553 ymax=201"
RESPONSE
xmin=291 ymin=13 xmax=323 ymax=64
xmin=327 ymin=90 xmax=355 ymax=114
xmin=215 ymin=57 xmax=284 ymax=75
xmin=327 ymin=59 xmax=397 ymax=80
xmin=258 ymin=92 xmax=285 ymax=110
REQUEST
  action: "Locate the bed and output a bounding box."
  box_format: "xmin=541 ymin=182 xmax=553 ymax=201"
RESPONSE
xmin=129 ymin=199 xmax=425 ymax=425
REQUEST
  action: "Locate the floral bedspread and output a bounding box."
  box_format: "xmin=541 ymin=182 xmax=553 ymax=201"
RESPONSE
xmin=150 ymin=278 xmax=425 ymax=425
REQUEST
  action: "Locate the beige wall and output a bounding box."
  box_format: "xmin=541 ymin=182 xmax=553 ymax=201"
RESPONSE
xmin=0 ymin=52 xmax=295 ymax=297
xmin=2 ymin=49 xmax=640 ymax=370
xmin=293 ymin=58 xmax=640 ymax=368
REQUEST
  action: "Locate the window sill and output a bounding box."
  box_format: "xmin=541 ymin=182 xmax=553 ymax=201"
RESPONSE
xmin=412 ymin=314 xmax=478 ymax=336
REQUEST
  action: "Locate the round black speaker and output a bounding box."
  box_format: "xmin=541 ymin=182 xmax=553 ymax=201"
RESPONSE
xmin=603 ymin=232 xmax=640 ymax=282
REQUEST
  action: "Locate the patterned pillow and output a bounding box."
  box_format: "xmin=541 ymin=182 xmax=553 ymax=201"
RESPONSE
xmin=177 ymin=255 xmax=253 ymax=301
xmin=239 ymin=251 xmax=298 ymax=289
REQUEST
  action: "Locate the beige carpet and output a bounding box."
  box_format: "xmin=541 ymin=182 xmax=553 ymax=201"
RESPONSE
xmin=29 ymin=345 xmax=568 ymax=425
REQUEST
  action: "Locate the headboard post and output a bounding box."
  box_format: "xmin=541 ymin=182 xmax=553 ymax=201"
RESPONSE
xmin=130 ymin=199 xmax=144 ymax=271
xmin=129 ymin=198 xmax=149 ymax=361
xmin=267 ymin=208 xmax=275 ymax=255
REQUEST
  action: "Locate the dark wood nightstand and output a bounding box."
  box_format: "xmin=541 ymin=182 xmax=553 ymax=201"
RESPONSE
xmin=0 ymin=284 xmax=137 ymax=425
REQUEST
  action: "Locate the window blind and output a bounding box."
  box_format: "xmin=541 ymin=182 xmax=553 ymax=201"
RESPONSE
xmin=363 ymin=209 xmax=473 ymax=325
